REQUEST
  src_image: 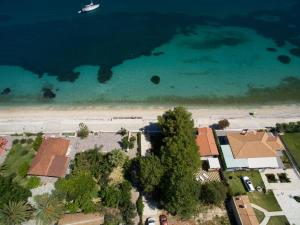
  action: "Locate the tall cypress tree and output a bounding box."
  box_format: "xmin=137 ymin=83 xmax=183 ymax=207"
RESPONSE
xmin=158 ymin=107 xmax=201 ymax=218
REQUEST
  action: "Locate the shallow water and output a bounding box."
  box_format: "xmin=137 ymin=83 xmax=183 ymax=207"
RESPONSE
xmin=0 ymin=0 xmax=300 ymax=106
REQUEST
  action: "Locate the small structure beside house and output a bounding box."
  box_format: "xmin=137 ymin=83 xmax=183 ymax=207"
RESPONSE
xmin=196 ymin=127 xmax=221 ymax=170
xmin=232 ymin=195 xmax=259 ymax=225
xmin=28 ymin=137 xmax=71 ymax=178
xmin=219 ymin=130 xmax=285 ymax=170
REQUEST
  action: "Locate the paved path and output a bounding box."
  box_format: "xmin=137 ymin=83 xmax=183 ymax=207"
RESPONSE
xmin=251 ymin=203 xmax=284 ymax=225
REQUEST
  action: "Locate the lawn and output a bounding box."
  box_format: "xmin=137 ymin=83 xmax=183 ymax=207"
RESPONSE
xmin=254 ymin=208 xmax=265 ymax=223
xmin=224 ymin=170 xmax=281 ymax=211
xmin=248 ymin=191 xmax=281 ymax=212
xmin=1 ymin=143 xmax=36 ymax=186
xmin=267 ymin=216 xmax=290 ymax=225
xmin=281 ymin=132 xmax=300 ymax=168
xmin=224 ymin=170 xmax=265 ymax=195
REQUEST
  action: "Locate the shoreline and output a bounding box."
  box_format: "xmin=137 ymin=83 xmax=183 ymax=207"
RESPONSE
xmin=0 ymin=104 xmax=300 ymax=134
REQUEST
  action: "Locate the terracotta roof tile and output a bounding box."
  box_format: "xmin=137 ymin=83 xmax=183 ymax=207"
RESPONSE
xmin=233 ymin=195 xmax=259 ymax=225
xmin=227 ymin=131 xmax=285 ymax=159
xmin=28 ymin=137 xmax=70 ymax=178
xmin=196 ymin=127 xmax=219 ymax=156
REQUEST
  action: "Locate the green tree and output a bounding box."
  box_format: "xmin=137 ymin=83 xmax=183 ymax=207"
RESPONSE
xmin=158 ymin=107 xmax=201 ymax=171
xmin=157 ymin=107 xmax=201 ymax=218
xmin=77 ymin=123 xmax=89 ymax=139
xmin=71 ymin=149 xmax=112 ymax=182
xmin=55 ymin=171 xmax=98 ymax=213
xmin=34 ymin=193 xmax=64 ymax=225
xmin=218 ymin=119 xmax=230 ymax=130
xmin=161 ymin=170 xmax=200 ymax=218
xmin=136 ymin=155 xmax=164 ymax=193
xmin=200 ymin=182 xmax=227 ymax=205
xmin=119 ymin=181 xmax=136 ymax=225
xmin=0 ymin=175 xmax=31 ymax=208
xmin=26 ymin=177 xmax=41 ymax=189
xmin=0 ymin=201 xmax=33 ymax=225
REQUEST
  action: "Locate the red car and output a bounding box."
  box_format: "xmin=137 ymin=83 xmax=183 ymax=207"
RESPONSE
xmin=159 ymin=215 xmax=168 ymax=225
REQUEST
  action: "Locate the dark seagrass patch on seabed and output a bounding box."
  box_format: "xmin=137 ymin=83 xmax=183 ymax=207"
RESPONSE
xmin=42 ymin=87 xmax=56 ymax=99
xmin=151 ymin=75 xmax=160 ymax=85
xmin=290 ymin=48 xmax=300 ymax=57
xmin=1 ymin=88 xmax=11 ymax=95
xmin=266 ymin=47 xmax=277 ymax=52
xmin=277 ymin=55 xmax=291 ymax=64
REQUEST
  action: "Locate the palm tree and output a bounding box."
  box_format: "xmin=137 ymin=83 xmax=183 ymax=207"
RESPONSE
xmin=34 ymin=193 xmax=64 ymax=225
xmin=0 ymin=201 xmax=33 ymax=225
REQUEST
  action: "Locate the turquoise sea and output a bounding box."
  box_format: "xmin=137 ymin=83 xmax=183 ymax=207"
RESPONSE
xmin=0 ymin=0 xmax=300 ymax=106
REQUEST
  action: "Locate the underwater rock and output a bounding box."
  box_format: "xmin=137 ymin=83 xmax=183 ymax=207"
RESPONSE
xmin=277 ymin=55 xmax=291 ymax=64
xmin=42 ymin=88 xmax=56 ymax=99
xmin=151 ymin=75 xmax=160 ymax=85
xmin=266 ymin=47 xmax=277 ymax=52
xmin=290 ymin=48 xmax=300 ymax=57
xmin=152 ymin=51 xmax=164 ymax=56
xmin=98 ymin=66 xmax=113 ymax=83
xmin=1 ymin=88 xmax=11 ymax=95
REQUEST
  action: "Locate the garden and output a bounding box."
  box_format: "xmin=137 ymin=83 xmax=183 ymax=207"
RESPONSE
xmin=224 ymin=170 xmax=281 ymax=211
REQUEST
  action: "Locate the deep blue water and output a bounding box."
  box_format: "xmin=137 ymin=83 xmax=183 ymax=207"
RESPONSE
xmin=0 ymin=0 xmax=300 ymax=105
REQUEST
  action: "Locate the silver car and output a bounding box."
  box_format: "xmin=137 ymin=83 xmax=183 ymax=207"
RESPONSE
xmin=242 ymin=176 xmax=255 ymax=192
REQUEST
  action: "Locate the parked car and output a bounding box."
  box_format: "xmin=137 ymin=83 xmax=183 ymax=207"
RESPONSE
xmin=159 ymin=215 xmax=168 ymax=225
xmin=242 ymin=176 xmax=255 ymax=192
xmin=147 ymin=217 xmax=156 ymax=225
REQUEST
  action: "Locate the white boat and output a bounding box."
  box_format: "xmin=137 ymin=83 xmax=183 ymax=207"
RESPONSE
xmin=78 ymin=1 xmax=100 ymax=13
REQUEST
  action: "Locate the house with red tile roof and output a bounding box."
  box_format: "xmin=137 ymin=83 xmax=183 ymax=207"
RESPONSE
xmin=195 ymin=127 xmax=221 ymax=170
xmin=219 ymin=130 xmax=285 ymax=169
xmin=196 ymin=127 xmax=219 ymax=157
xmin=28 ymin=137 xmax=71 ymax=178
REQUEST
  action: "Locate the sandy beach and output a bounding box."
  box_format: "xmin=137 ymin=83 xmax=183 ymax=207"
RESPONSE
xmin=0 ymin=104 xmax=299 ymax=134
xmin=0 ymin=105 xmax=300 ymax=134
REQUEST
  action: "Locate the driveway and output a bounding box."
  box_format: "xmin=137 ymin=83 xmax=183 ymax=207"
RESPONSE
xmin=260 ymin=168 xmax=300 ymax=225
xmin=67 ymin=132 xmax=122 ymax=159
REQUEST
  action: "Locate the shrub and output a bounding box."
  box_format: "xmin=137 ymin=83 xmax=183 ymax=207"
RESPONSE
xmin=265 ymin=174 xmax=277 ymax=183
xmin=121 ymin=136 xmax=129 ymax=150
xmin=18 ymin=162 xmax=30 ymax=178
xmin=136 ymin=195 xmax=144 ymax=219
xmin=33 ymin=133 xmax=43 ymax=151
xmin=26 ymin=177 xmax=41 ymax=189
xmin=77 ymin=123 xmax=89 ymax=139
xmin=218 ymin=119 xmax=230 ymax=129
xmin=20 ymin=138 xmax=27 ymax=144
xmin=117 ymin=127 xmax=128 ymax=136
xmin=277 ymin=173 xmax=290 ymax=183
xmin=12 ymin=139 xmax=19 ymax=145
xmin=100 ymin=185 xmax=121 ymax=208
